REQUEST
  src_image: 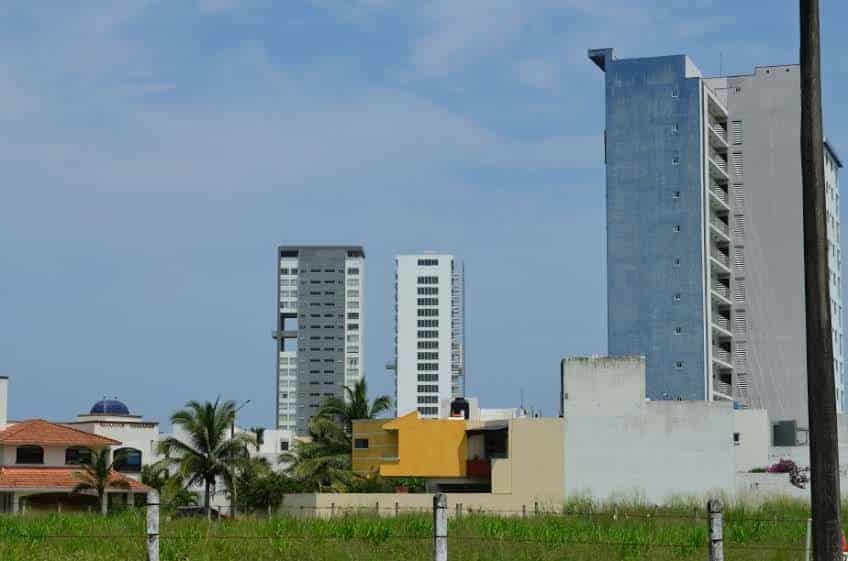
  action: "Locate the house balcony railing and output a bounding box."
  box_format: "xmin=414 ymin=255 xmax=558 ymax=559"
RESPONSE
xmin=466 ymin=459 xmax=491 ymax=478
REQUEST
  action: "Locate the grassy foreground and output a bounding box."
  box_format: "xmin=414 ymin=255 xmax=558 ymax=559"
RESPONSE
xmin=0 ymin=499 xmax=826 ymax=561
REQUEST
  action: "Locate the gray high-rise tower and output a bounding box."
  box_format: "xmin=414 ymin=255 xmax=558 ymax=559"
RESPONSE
xmin=273 ymin=246 xmax=365 ymax=435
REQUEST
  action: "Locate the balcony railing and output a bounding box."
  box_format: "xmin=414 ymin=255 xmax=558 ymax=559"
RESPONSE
xmin=713 ymin=347 xmax=732 ymax=364
xmin=710 ymin=122 xmax=728 ymax=141
xmin=711 ymin=183 xmax=730 ymax=205
xmin=711 ymin=249 xmax=730 ymax=267
xmin=713 ymin=314 xmax=731 ymax=331
xmin=710 ymin=151 xmax=729 ymax=171
xmin=466 ymin=459 xmax=491 ymax=478
xmin=712 ymin=284 xmax=730 ymax=299
xmin=710 ymin=217 xmax=730 ymax=236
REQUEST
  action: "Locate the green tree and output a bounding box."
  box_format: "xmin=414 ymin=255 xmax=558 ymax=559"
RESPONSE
xmin=140 ymin=460 xmax=197 ymax=510
xmin=72 ymin=448 xmax=131 ymax=515
xmin=316 ymin=379 xmax=392 ymax=435
xmin=282 ymin=380 xmax=392 ymax=492
xmin=281 ymin=417 xmax=355 ymax=492
xmin=235 ymin=457 xmax=301 ymax=514
xmin=158 ymin=399 xmax=254 ymax=519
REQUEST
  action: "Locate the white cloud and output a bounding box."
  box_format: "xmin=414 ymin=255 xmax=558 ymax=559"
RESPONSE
xmin=517 ymin=59 xmax=560 ymax=91
xmin=410 ymin=0 xmax=523 ymax=76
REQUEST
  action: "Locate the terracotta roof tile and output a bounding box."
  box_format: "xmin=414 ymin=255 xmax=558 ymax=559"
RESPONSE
xmin=0 ymin=420 xmax=121 ymax=447
xmin=0 ymin=467 xmax=149 ymax=491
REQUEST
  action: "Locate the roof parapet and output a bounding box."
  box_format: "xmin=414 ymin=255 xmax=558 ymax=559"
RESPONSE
xmin=588 ymin=48 xmax=614 ymax=72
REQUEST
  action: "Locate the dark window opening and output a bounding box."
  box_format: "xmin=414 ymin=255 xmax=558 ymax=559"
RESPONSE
xmin=16 ymin=445 xmax=44 ymax=465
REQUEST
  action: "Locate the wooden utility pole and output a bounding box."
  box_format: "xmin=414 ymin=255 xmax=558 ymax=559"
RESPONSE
xmin=801 ymin=1 xmax=843 ymax=560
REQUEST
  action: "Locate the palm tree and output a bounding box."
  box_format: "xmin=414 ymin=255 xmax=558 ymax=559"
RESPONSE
xmin=316 ymin=379 xmax=392 ymax=435
xmin=281 ymin=416 xmax=354 ymax=491
xmin=72 ymin=448 xmax=130 ymax=515
xmin=158 ymin=399 xmax=254 ymax=520
xmin=141 ymin=460 xmax=197 ymax=510
xmin=281 ymin=380 xmax=391 ymax=491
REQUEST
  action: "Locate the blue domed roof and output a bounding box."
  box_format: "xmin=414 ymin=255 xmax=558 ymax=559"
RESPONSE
xmin=90 ymin=399 xmax=130 ymax=416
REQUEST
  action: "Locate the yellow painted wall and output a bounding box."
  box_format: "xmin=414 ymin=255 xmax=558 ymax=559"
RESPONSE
xmin=351 ymin=419 xmax=398 ymax=476
xmin=379 ymin=413 xmax=468 ymax=478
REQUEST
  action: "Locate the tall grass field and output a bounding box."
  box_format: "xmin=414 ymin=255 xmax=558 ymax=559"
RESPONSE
xmin=0 ymin=499 xmax=829 ymax=560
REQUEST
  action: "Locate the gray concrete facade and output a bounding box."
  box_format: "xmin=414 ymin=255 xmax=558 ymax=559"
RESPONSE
xmin=704 ymin=67 xmax=844 ymax=427
xmin=275 ymin=246 xmax=365 ymax=435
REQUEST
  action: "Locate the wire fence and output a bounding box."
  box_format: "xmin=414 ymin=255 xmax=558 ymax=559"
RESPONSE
xmin=0 ymin=492 xmax=819 ymax=560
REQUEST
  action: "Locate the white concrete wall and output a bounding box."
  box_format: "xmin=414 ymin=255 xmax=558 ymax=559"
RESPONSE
xmin=0 ymin=377 xmax=7 ymax=430
xmin=562 ymin=356 xmax=770 ymax=504
xmin=562 ymin=356 xmax=646 ymax=416
xmin=733 ymin=409 xmax=770 ymax=472
xmin=565 ymin=401 xmax=736 ymax=504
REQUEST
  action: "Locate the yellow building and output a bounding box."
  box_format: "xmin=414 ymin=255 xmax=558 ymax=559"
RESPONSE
xmin=352 ymin=412 xmax=564 ymax=498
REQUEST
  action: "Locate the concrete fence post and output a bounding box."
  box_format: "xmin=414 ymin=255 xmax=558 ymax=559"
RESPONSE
xmin=522 ymin=505 xmax=526 ymax=518
xmin=534 ymin=502 xmax=539 ymax=517
xmin=395 ymin=502 xmax=399 ymax=517
xmin=376 ymin=501 xmax=380 ymax=516
xmin=331 ymin=503 xmax=335 ymax=518
xmin=433 ymin=494 xmax=447 ymax=561
xmin=708 ymin=498 xmax=724 ymax=561
xmin=146 ymin=490 xmax=160 ymax=561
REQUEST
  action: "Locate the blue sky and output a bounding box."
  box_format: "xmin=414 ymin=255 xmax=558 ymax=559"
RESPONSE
xmin=2 ymin=0 xmax=847 ymax=428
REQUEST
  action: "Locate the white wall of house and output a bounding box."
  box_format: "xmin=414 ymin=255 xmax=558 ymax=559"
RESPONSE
xmin=562 ymin=356 xmax=770 ymax=504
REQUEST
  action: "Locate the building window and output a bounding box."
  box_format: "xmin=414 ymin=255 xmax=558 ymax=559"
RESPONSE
xmin=418 ymin=395 xmax=439 ymax=404
xmin=418 ymin=385 xmax=439 ymax=393
xmin=672 ymin=191 xmax=681 ymax=199
xmin=16 ymin=445 xmax=44 ymax=465
xmin=673 ymin=258 xmax=681 ymax=267
xmin=418 ymin=362 xmax=439 ymax=371
xmin=417 ymin=374 xmax=438 ymax=382
xmin=671 ymin=87 xmax=679 ymax=98
xmin=280 ymin=440 xmax=290 ymax=452
xmin=733 ymin=432 xmax=741 ymax=446
xmin=672 ymin=155 xmax=680 ymax=166
xmin=418 ymin=407 xmax=439 ymax=416
xmin=347 ymin=268 xmax=359 ymax=275
xmin=354 ymin=438 xmax=369 ymax=449
xmin=674 ymin=293 xmax=682 ymax=302
xmin=417 ymin=276 xmax=439 ymax=285
xmin=671 ymin=123 xmax=679 ymax=135
xmin=675 ymin=361 xmax=685 ymax=370
xmin=65 ymin=447 xmax=93 ymax=465
xmin=418 ymin=259 xmax=439 ymax=266
xmin=114 ymin=448 xmax=143 ymax=473
xmin=673 ymin=225 xmax=681 ymax=232
xmin=418 ymin=352 xmax=439 ymax=360
xmin=674 ymin=327 xmax=683 ymax=335
xmin=417 ymin=298 xmax=439 ymax=306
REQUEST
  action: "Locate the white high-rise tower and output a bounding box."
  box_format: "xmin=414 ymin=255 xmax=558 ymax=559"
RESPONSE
xmin=394 ymin=254 xmax=465 ymax=418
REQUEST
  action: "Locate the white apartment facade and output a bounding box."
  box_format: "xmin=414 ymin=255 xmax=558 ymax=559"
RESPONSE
xmin=394 ymin=254 xmax=465 ymax=418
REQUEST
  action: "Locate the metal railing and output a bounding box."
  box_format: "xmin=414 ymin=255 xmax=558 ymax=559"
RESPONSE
xmin=710 ymin=217 xmax=730 ymax=236
xmin=710 ymin=249 xmax=730 ymax=267
xmin=710 ymin=184 xmax=729 ymax=204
